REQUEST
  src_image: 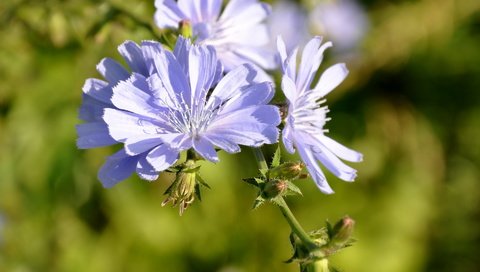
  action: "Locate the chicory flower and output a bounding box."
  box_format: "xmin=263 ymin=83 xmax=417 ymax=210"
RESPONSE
xmin=77 ymin=37 xmax=280 ymax=187
xmin=277 ymin=36 xmax=363 ymax=194
xmin=154 ymin=0 xmax=276 ymax=71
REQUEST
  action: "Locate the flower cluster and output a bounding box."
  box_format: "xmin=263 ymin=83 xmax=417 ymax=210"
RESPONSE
xmin=77 ymin=0 xmax=362 ymax=195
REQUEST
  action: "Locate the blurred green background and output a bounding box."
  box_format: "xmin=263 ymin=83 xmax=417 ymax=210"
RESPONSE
xmin=1 ymin=0 xmax=479 ymax=271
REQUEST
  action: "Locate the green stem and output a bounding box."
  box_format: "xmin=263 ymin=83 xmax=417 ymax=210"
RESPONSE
xmin=252 ymin=147 xmax=268 ymax=170
xmin=251 ymin=148 xmax=317 ymax=249
xmin=277 ymin=197 xmax=318 ymax=250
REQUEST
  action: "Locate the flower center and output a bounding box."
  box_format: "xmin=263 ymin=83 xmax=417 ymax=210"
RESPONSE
xmin=159 ymin=91 xmax=222 ymax=138
xmin=289 ymin=98 xmax=330 ymax=134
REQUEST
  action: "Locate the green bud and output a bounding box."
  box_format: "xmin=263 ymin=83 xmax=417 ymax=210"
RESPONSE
xmin=330 ymin=216 xmax=355 ymax=246
xmin=162 ymin=160 xmax=198 ymax=215
xmin=262 ymin=179 xmax=288 ymax=199
xmin=269 ymin=162 xmax=304 ymax=180
xmin=179 ymin=20 xmax=193 ymax=38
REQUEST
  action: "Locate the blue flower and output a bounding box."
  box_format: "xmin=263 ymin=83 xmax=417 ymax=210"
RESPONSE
xmin=154 ymin=0 xmax=276 ymax=71
xmin=77 ymin=40 xmax=169 ymax=184
xmin=77 ymin=37 xmax=280 ymax=187
xmin=277 ymin=36 xmax=363 ymax=194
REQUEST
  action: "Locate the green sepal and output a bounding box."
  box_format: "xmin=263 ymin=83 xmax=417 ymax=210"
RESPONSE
xmin=194 ymin=182 xmax=202 ymax=202
xmin=194 ymin=174 xmax=211 ymax=202
xmin=252 ymin=195 xmax=266 ymax=209
xmin=196 ymin=174 xmax=211 ymax=189
xmin=241 ymin=177 xmax=264 ymax=187
xmin=271 ymin=145 xmax=281 ymax=168
xmin=285 ymin=181 xmax=303 ymax=196
xmin=163 ymin=178 xmax=177 ymax=195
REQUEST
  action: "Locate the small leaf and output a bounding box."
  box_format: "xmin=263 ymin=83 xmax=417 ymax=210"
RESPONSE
xmin=194 ymin=183 xmax=202 ymax=201
xmin=254 ymin=177 xmax=265 ymax=185
xmin=242 ymin=177 xmax=259 ymax=187
xmin=196 ymin=174 xmax=211 ymax=189
xmin=259 ymin=168 xmax=268 ymax=178
xmin=253 ymin=196 xmax=265 ymax=209
xmin=286 ymin=181 xmax=303 ymax=196
xmin=271 ymin=145 xmax=281 ymax=168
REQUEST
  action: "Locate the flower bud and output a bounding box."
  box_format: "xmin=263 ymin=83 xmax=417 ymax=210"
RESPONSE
xmin=269 ymin=162 xmax=304 ymax=180
xmin=179 ymin=20 xmax=193 ymax=38
xmin=330 ymin=216 xmax=355 ymax=246
xmin=262 ymin=179 xmax=288 ymax=199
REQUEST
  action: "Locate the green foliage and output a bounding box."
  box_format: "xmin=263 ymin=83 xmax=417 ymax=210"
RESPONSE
xmin=1 ymin=0 xmax=480 ymax=271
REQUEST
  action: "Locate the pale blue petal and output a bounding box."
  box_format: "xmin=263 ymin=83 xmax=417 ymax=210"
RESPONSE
xmin=202 ymin=133 xmax=240 ymax=153
xmin=173 ymin=36 xmax=191 ymax=76
xmin=76 ymin=122 xmax=117 ymax=148
xmin=178 ymin=0 xmax=222 ymax=22
xmin=96 ymin=58 xmax=130 ymax=83
xmin=82 ymin=78 xmax=112 ymax=104
xmin=281 ymin=76 xmax=298 ymax=104
xmin=206 ymin=63 xmax=271 ymax=110
xmin=79 ymin=94 xmax=110 ymax=122
xmin=211 ymin=105 xmax=281 ymax=128
xmin=152 ymin=48 xmax=191 ymax=106
xmin=188 ymin=45 xmax=218 ymax=106
xmin=281 ymin=126 xmax=295 ymax=154
xmin=136 ymin=155 xmax=159 ymax=181
xmin=221 ymin=0 xmax=271 ymax=27
xmin=157 ymin=133 xmax=192 ymax=150
xmin=103 ymin=108 xmax=161 ymax=142
xmin=208 ymin=105 xmax=280 ymax=146
xmin=296 ymin=142 xmax=334 ymax=194
xmin=312 ymin=145 xmax=357 ymax=182
xmin=193 ymin=137 xmax=219 ymax=162
xmin=148 ymin=73 xmax=179 ymax=110
xmin=118 ymin=41 xmax=148 ymax=76
xmin=217 ymin=82 xmax=274 ymax=115
xmin=220 ymin=46 xmax=277 ymax=71
xmin=208 ymin=126 xmax=278 ymax=147
xmin=98 ymin=149 xmax=137 ymax=188
xmin=276 ymin=36 xmax=288 ymax=72
xmin=154 ymin=0 xmax=185 ymax=28
xmin=124 ymin=135 xmax=163 ymax=156
xmin=296 ymin=37 xmax=323 ymax=92
xmin=140 ymin=41 xmax=165 ymax=75
xmin=318 ymin=135 xmax=363 ymax=162
xmin=110 ymin=75 xmax=161 ymax=119
xmin=313 ymin=63 xmax=349 ymax=97
xmin=224 ymin=25 xmax=270 ymax=46
xmin=146 ymin=144 xmax=179 ymax=171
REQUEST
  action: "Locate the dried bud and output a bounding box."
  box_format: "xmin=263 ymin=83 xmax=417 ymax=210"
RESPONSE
xmin=162 ymin=160 xmax=197 ymax=215
xmin=269 ymin=162 xmax=304 ymax=180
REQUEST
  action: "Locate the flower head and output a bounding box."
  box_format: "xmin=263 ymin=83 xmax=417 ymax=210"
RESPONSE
xmin=154 ymin=0 xmax=276 ymax=71
xmin=77 ymin=37 xmax=280 ymax=187
xmin=309 ymin=0 xmax=369 ymax=52
xmin=268 ymin=1 xmax=309 ymax=53
xmin=277 ymin=36 xmax=362 ymax=194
